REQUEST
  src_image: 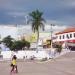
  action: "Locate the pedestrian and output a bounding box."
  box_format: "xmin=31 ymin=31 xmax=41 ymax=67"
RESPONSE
xmin=10 ymin=55 xmax=18 ymax=73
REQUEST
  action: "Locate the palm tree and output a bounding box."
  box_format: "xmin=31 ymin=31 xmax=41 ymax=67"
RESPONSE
xmin=29 ymin=10 xmax=45 ymax=44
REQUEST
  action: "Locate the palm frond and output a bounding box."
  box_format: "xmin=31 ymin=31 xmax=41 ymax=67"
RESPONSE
xmin=28 ymin=9 xmax=45 ymax=41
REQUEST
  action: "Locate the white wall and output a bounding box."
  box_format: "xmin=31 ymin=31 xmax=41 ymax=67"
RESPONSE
xmin=1 ymin=50 xmax=50 ymax=59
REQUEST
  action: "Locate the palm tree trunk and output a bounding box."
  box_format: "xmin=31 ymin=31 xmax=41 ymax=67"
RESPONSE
xmin=36 ymin=30 xmax=39 ymax=52
xmin=37 ymin=30 xmax=39 ymax=45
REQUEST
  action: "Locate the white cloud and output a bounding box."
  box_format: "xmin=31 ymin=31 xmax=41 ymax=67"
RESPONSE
xmin=17 ymin=25 xmax=32 ymax=35
xmin=17 ymin=24 xmax=68 ymax=38
xmin=45 ymin=24 xmax=68 ymax=33
xmin=0 ymin=25 xmax=17 ymax=39
xmin=0 ymin=24 xmax=68 ymax=40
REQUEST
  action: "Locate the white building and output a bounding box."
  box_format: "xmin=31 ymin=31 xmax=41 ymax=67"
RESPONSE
xmin=53 ymin=27 xmax=75 ymax=48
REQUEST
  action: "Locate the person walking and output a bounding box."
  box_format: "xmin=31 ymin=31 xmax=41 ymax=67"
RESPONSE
xmin=10 ymin=55 xmax=18 ymax=73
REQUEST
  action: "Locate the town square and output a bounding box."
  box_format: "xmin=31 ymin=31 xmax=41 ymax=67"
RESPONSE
xmin=0 ymin=0 xmax=75 ymax=75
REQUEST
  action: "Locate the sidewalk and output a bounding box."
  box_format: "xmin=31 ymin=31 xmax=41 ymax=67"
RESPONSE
xmin=54 ymin=49 xmax=70 ymax=58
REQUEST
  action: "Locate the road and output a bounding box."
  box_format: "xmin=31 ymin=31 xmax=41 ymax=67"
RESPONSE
xmin=0 ymin=51 xmax=75 ymax=75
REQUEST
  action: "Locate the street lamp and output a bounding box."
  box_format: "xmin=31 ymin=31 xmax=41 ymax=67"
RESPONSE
xmin=50 ymin=24 xmax=55 ymax=49
xmin=25 ymin=15 xmax=28 ymax=25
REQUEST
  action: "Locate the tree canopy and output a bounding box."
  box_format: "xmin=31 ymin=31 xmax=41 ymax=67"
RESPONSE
xmin=2 ymin=36 xmax=30 ymax=51
xmin=29 ymin=9 xmax=45 ymax=42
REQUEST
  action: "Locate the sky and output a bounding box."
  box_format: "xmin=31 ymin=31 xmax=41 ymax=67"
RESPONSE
xmin=0 ymin=0 xmax=75 ymax=26
xmin=0 ymin=25 xmax=67 ymax=39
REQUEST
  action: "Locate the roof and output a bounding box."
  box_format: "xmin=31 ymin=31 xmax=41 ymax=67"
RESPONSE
xmin=55 ymin=27 xmax=75 ymax=35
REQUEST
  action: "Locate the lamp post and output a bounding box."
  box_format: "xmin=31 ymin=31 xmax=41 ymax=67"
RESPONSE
xmin=49 ymin=24 xmax=55 ymax=59
xmin=50 ymin=24 xmax=55 ymax=49
xmin=25 ymin=15 xmax=28 ymax=25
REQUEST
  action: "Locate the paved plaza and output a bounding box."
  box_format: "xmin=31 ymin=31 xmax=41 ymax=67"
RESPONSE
xmin=0 ymin=51 xmax=75 ymax=75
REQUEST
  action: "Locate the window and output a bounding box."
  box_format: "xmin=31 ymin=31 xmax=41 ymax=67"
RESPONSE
xmin=74 ymin=33 xmax=75 ymax=37
xmin=59 ymin=35 xmax=61 ymax=39
xmin=63 ymin=35 xmax=64 ymax=39
xmin=66 ymin=34 xmax=69 ymax=39
xmin=70 ymin=34 xmax=72 ymax=38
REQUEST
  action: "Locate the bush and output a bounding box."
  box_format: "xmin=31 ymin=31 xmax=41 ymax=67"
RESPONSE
xmin=56 ymin=45 xmax=62 ymax=53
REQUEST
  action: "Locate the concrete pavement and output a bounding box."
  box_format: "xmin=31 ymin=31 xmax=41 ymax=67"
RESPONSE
xmin=0 ymin=51 xmax=75 ymax=75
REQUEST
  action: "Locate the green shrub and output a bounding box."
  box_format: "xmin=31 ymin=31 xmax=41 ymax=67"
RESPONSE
xmin=56 ymin=45 xmax=62 ymax=53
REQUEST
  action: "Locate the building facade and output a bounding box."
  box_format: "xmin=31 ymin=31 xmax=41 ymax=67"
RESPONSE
xmin=53 ymin=27 xmax=75 ymax=50
xmin=54 ymin=27 xmax=75 ymax=43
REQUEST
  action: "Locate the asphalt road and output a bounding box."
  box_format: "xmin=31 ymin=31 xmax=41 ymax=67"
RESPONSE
xmin=0 ymin=51 xmax=75 ymax=75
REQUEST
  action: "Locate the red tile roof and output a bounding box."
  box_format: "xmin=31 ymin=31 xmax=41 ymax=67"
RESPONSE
xmin=56 ymin=27 xmax=75 ymax=35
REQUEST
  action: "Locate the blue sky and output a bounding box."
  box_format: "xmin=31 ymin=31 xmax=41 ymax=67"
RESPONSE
xmin=0 ymin=0 xmax=75 ymax=26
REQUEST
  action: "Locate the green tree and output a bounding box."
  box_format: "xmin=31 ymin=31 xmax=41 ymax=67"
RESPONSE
xmin=2 ymin=35 xmax=14 ymax=50
xmin=29 ymin=9 xmax=45 ymax=43
xmin=11 ymin=40 xmax=24 ymax=50
xmin=2 ymin=36 xmax=30 ymax=51
xmin=11 ymin=40 xmax=30 ymax=51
